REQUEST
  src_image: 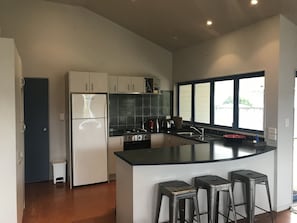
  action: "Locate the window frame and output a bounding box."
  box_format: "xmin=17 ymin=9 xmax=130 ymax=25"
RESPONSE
xmin=177 ymin=71 xmax=265 ymax=134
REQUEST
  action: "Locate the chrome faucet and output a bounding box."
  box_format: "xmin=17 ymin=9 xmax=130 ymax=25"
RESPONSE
xmin=190 ymin=126 xmax=204 ymax=137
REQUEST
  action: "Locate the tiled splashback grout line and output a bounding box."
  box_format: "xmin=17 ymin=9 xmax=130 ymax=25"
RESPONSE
xmin=109 ymin=91 xmax=172 ymax=130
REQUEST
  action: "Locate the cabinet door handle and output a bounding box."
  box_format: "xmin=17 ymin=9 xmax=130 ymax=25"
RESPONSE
xmin=85 ymin=83 xmax=88 ymax=91
xmin=91 ymin=83 xmax=94 ymax=91
xmin=133 ymin=84 xmax=135 ymax=91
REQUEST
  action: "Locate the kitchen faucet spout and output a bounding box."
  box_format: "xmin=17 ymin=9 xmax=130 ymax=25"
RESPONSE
xmin=190 ymin=126 xmax=204 ymax=136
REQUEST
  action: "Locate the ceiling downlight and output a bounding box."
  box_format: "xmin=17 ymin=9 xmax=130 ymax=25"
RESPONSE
xmin=206 ymin=20 xmax=213 ymax=26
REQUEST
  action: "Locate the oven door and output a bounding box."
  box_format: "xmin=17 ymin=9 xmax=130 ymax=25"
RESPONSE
xmin=124 ymin=140 xmax=151 ymax=151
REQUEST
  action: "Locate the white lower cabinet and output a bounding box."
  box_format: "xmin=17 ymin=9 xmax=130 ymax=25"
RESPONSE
xmin=108 ymin=136 xmax=123 ymax=179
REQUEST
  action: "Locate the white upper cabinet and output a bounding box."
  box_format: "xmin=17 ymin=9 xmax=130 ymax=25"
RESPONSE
xmin=68 ymin=71 xmax=89 ymax=92
xmin=114 ymin=76 xmax=145 ymax=93
xmin=69 ymin=71 xmax=108 ymax=93
xmin=131 ymin=76 xmax=145 ymax=93
xmin=117 ymin=76 xmax=131 ymax=93
xmin=89 ymin=72 xmax=108 ymax=92
xmin=108 ymin=76 xmax=118 ymax=93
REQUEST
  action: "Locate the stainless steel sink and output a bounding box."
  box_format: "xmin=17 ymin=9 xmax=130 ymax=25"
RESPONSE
xmin=192 ymin=135 xmax=222 ymax=142
xmin=176 ymin=131 xmax=223 ymax=143
xmin=176 ymin=131 xmax=200 ymax=137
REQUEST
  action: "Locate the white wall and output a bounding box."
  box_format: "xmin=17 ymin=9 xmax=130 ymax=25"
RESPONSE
xmin=0 ymin=0 xmax=172 ymax=167
xmin=173 ymin=16 xmax=280 ymax=141
xmin=173 ymin=15 xmax=297 ymax=211
xmin=276 ymin=15 xmax=297 ymax=211
xmin=0 ymin=38 xmax=19 ymax=223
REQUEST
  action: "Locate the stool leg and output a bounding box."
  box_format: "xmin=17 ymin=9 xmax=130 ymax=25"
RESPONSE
xmin=228 ymin=186 xmax=237 ymax=223
xmin=169 ymin=197 xmax=178 ymax=223
xmin=155 ymin=193 xmax=162 ymax=223
xmin=189 ymin=199 xmax=194 ymax=223
xmin=265 ymin=180 xmax=274 ymax=223
xmin=208 ymin=188 xmax=218 ymax=223
xmin=215 ymin=191 xmax=220 ymax=223
xmin=179 ymin=199 xmax=185 ymax=223
xmin=246 ymin=181 xmax=256 ymax=223
xmin=192 ymin=195 xmax=201 ymax=223
xmin=225 ymin=181 xmax=236 ymax=223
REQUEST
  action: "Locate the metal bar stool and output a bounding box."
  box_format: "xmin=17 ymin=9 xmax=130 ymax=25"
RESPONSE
xmin=155 ymin=180 xmax=200 ymax=223
xmin=229 ymin=169 xmax=274 ymax=223
xmin=190 ymin=175 xmax=237 ymax=223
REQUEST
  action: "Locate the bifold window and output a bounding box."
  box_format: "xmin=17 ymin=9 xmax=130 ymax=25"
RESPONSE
xmin=214 ymin=80 xmax=234 ymax=127
xmin=194 ymin=82 xmax=210 ymax=124
xmin=238 ymin=76 xmax=265 ymax=131
xmin=177 ymin=71 xmax=265 ymax=133
xmin=178 ymin=84 xmax=192 ymax=121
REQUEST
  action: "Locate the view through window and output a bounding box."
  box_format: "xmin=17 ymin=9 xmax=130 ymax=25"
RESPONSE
xmin=238 ymin=76 xmax=264 ymax=131
xmin=177 ymin=71 xmax=264 ymax=132
xmin=179 ymin=84 xmax=192 ymax=121
xmin=214 ymin=80 xmax=234 ymax=127
xmin=195 ymin=82 xmax=210 ymax=124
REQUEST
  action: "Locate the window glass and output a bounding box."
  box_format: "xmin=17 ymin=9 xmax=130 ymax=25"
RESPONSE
xmin=214 ymin=80 xmax=234 ymax=126
xmin=179 ymin=84 xmax=192 ymax=121
xmin=238 ymin=76 xmax=264 ymax=130
xmin=194 ymin=83 xmax=210 ymax=123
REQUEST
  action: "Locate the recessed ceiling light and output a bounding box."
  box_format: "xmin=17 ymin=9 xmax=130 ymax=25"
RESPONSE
xmin=206 ymin=20 xmax=213 ymax=26
xmin=250 ymin=0 xmax=258 ymax=5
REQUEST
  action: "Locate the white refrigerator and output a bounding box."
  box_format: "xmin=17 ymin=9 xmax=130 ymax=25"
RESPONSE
xmin=71 ymin=93 xmax=108 ymax=186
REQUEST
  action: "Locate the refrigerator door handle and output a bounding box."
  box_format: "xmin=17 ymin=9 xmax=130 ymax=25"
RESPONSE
xmin=104 ymin=102 xmax=107 ymax=142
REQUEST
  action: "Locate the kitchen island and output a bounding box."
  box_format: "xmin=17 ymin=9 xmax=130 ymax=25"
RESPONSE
xmin=115 ymin=140 xmax=275 ymax=223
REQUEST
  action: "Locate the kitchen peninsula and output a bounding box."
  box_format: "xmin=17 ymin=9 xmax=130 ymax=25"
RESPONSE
xmin=115 ymin=139 xmax=275 ymax=223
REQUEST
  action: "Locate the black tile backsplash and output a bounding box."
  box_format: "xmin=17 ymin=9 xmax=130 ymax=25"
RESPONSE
xmin=109 ymin=91 xmax=172 ymax=130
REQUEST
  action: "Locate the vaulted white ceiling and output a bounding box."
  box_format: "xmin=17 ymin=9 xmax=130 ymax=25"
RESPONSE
xmin=46 ymin=0 xmax=297 ymax=51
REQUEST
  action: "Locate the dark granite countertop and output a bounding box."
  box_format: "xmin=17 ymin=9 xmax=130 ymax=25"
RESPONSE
xmin=114 ymin=140 xmax=275 ymax=166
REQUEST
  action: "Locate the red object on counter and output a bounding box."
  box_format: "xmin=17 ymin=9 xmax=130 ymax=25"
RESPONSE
xmin=148 ymin=120 xmax=154 ymax=131
xmin=223 ymin=134 xmax=246 ymax=143
xmin=223 ymin=134 xmax=246 ymax=139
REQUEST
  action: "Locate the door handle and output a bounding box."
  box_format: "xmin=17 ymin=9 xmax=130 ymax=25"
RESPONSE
xmin=43 ymin=128 xmax=47 ymax=132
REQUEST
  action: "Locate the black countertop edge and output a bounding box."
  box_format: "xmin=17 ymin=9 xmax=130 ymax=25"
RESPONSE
xmin=114 ymin=142 xmax=276 ymax=166
xmin=109 ymin=129 xmax=263 ymax=142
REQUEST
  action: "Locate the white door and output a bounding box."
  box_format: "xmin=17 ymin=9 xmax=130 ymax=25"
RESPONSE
xmin=72 ymin=118 xmax=107 ymax=186
xmin=90 ymin=72 xmax=108 ymax=93
xmin=131 ymin=76 xmax=145 ymax=93
xmin=72 ymin=94 xmax=106 ymax=119
xmin=108 ymin=76 xmax=118 ymax=93
xmin=69 ymin=71 xmax=89 ymax=92
xmin=117 ymin=76 xmax=131 ymax=92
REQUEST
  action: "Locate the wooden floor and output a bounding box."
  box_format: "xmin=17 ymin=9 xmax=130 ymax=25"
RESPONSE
xmin=23 ymin=180 xmax=297 ymax=223
xmin=23 ymin=181 xmax=116 ymax=223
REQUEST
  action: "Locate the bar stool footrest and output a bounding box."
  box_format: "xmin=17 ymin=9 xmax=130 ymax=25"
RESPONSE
xmin=232 ymin=202 xmax=272 ymax=214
